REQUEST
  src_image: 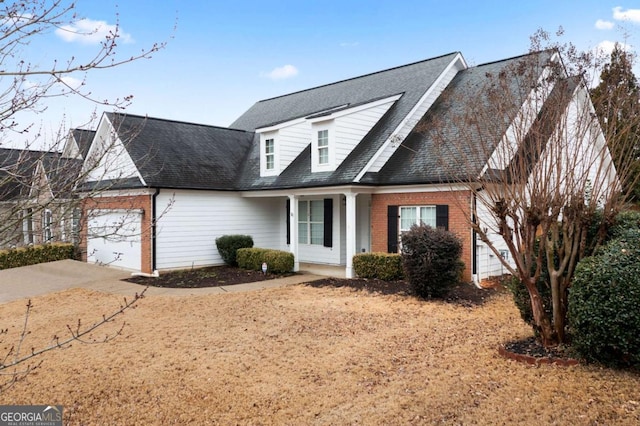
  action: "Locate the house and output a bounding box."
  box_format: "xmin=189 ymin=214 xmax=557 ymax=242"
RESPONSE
xmin=0 ymin=129 xmax=94 ymax=248
xmin=79 ymin=50 xmax=615 ymax=282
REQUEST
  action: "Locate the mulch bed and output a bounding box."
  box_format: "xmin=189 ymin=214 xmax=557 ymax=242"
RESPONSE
xmin=125 ymin=265 xmax=295 ymax=288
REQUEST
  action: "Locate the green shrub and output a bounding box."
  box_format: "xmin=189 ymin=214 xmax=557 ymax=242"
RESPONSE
xmin=236 ymin=248 xmax=294 ymax=274
xmin=0 ymin=243 xmax=75 ymax=270
xmin=353 ymin=253 xmax=403 ymax=281
xmin=215 ymin=235 xmax=254 ymax=266
xmin=401 ymin=224 xmax=464 ymax=298
xmin=609 ymin=210 xmax=640 ymax=240
xmin=568 ymin=230 xmax=640 ymax=368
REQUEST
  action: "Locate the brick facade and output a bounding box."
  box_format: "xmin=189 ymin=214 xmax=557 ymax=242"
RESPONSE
xmin=371 ymin=190 xmax=474 ymax=282
xmin=81 ymin=194 xmax=153 ymax=274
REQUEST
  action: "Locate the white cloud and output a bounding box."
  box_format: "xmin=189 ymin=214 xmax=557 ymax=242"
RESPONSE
xmin=55 ymin=18 xmax=133 ymax=45
xmin=58 ymin=76 xmax=84 ymax=90
xmin=612 ymin=6 xmax=640 ymax=23
xmin=595 ymin=19 xmax=614 ymax=30
xmin=262 ymin=64 xmax=299 ymax=80
xmin=594 ymin=40 xmax=631 ymax=57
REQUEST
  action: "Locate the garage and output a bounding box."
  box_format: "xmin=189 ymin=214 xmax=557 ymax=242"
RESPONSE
xmin=87 ymin=209 xmax=142 ymax=271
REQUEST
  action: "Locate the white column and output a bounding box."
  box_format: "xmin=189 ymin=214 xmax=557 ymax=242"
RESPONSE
xmin=345 ymin=193 xmax=357 ymax=278
xmin=288 ymin=195 xmax=300 ymax=272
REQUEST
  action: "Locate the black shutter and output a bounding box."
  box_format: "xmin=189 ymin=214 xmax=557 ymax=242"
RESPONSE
xmin=286 ymin=199 xmax=291 ymax=245
xmin=436 ymin=205 xmax=449 ymax=230
xmin=323 ymin=198 xmax=333 ymax=247
xmin=387 ymin=205 xmax=399 ymax=253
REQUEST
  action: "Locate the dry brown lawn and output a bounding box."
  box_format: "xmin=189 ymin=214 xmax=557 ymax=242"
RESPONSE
xmin=0 ymin=284 xmax=638 ymax=425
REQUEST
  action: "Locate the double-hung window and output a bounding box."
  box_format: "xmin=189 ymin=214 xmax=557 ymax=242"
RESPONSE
xmin=265 ymin=138 xmax=275 ymax=170
xmin=298 ymin=200 xmax=324 ymax=245
xmin=43 ymin=209 xmax=53 ymax=242
xmin=400 ymin=206 xmax=437 ymax=232
xmin=317 ymin=130 xmax=329 ymax=165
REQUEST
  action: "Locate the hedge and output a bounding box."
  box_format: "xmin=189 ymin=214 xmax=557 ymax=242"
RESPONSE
xmin=352 ymin=253 xmax=404 ymax=281
xmin=215 ymin=235 xmax=254 ymax=266
xmin=0 ymin=243 xmax=75 ymax=270
xmin=236 ymin=248 xmax=294 ymax=274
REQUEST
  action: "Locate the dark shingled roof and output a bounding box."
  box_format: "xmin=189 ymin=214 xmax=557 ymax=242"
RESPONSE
xmin=0 ymin=148 xmax=83 ymax=201
xmin=97 ymin=51 xmax=563 ymax=192
xmin=232 ymin=53 xmax=461 ymax=190
xmin=104 ymin=113 xmax=255 ymax=190
xmin=72 ymin=128 xmax=96 ymax=159
xmin=361 ymin=50 xmax=557 ymax=186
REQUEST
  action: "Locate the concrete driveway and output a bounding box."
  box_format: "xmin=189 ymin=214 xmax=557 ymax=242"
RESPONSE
xmin=0 ymin=260 xmax=324 ymax=303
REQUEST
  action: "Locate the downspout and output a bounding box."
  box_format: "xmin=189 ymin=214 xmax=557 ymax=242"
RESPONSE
xmin=152 ymin=187 xmax=159 ymax=274
xmin=472 ymin=189 xmax=481 ymax=288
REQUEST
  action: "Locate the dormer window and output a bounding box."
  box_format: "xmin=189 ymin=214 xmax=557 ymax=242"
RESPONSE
xmin=317 ymin=130 xmax=329 ymax=164
xmin=311 ymin=122 xmax=334 ymax=172
xmin=259 ymin=132 xmax=279 ymax=176
xmin=265 ymin=138 xmax=275 ymax=170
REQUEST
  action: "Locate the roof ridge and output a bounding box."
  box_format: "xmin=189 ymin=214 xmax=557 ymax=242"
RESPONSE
xmin=255 ymin=52 xmax=461 ymax=103
xmin=473 ymin=49 xmax=554 ymax=68
xmin=106 ymin=112 xmax=254 ymax=134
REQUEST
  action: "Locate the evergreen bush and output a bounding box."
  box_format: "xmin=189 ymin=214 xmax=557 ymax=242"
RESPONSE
xmin=400 ymin=224 xmax=463 ymax=298
xmin=352 ymin=253 xmax=403 ymax=281
xmin=215 ymin=235 xmax=254 ymax=266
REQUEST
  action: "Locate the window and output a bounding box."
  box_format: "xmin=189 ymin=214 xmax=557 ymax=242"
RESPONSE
xmin=43 ymin=209 xmax=53 ymax=242
xmin=298 ymin=200 xmax=324 ymax=245
xmin=72 ymin=207 xmax=81 ymax=244
xmin=265 ymin=138 xmax=275 ymax=170
xmin=23 ymin=208 xmax=34 ymax=244
xmin=400 ymin=206 xmax=436 ymax=232
xmin=317 ymin=130 xmax=329 ymax=165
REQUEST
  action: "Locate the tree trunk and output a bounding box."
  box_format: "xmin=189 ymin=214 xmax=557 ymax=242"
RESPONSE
xmin=524 ymin=277 xmax=557 ymax=347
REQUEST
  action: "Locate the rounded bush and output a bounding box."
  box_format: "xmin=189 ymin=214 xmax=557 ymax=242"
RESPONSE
xmin=569 ymin=230 xmax=640 ymax=368
xmin=400 ymin=224 xmax=464 ymax=298
xmin=352 ymin=253 xmax=403 ymax=281
xmin=215 ymin=235 xmax=254 ymax=266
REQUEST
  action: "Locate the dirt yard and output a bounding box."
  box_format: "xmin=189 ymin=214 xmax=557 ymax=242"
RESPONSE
xmin=0 ymin=283 xmax=638 ymax=425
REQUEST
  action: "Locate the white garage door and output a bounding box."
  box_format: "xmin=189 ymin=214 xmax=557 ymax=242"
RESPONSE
xmin=87 ymin=209 xmax=142 ymax=271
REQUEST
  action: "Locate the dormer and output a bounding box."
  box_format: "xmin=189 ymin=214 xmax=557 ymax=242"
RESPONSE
xmin=307 ymin=94 xmax=403 ymax=173
xmin=259 ymin=131 xmax=279 ymax=176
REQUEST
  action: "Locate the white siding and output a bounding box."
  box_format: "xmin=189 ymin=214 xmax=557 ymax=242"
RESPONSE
xmin=83 ymin=116 xmax=143 ymax=185
xmin=334 ymin=101 xmax=396 ymax=168
xmin=155 ymin=190 xmax=285 ymax=270
xmin=278 ymin=122 xmax=311 ymax=170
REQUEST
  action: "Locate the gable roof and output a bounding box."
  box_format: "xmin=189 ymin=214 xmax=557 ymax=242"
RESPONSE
xmin=72 ymin=128 xmax=96 ymax=159
xmin=0 ymin=148 xmax=82 ymax=201
xmin=0 ymin=148 xmax=42 ymax=201
xmin=232 ymin=52 xmax=462 ymax=190
xmin=362 ymin=50 xmax=558 ymax=186
xmin=101 ymin=113 xmax=255 ymax=190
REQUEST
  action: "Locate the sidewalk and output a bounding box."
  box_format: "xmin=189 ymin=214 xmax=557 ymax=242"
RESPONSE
xmin=0 ymin=260 xmax=326 ymax=303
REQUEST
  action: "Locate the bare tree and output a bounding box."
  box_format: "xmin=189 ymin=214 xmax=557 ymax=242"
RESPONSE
xmin=0 ymin=1 xmax=170 ymax=389
xmin=421 ymin=29 xmax=636 ymax=347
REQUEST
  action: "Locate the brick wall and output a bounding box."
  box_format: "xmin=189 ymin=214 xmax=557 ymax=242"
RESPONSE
xmin=81 ymin=195 xmax=153 ymax=273
xmin=371 ymin=190 xmax=473 ymax=282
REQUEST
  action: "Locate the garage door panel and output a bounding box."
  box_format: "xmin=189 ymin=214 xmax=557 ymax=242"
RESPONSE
xmin=87 ymin=211 xmax=142 ymax=271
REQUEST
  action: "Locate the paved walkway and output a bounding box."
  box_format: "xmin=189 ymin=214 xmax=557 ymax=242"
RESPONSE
xmin=0 ymin=260 xmax=326 ymax=303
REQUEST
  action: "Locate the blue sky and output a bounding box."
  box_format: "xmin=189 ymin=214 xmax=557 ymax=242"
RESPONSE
xmin=7 ymin=1 xmax=640 ymax=149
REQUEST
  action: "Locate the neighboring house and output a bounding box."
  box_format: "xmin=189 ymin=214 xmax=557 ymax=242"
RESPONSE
xmin=79 ymin=50 xmax=615 ymax=283
xmin=0 ymin=129 xmax=93 ymax=248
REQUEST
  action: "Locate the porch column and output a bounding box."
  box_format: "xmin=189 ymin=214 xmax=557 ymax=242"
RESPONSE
xmin=345 ymin=193 xmax=357 ymax=278
xmin=288 ymin=195 xmax=300 ymax=272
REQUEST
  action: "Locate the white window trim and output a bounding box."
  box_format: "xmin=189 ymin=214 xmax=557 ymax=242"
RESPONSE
xmin=311 ymin=122 xmax=334 ymax=172
xmin=298 ymin=199 xmax=324 ymax=245
xmin=43 ymin=209 xmax=53 ymax=243
xmin=260 ymin=132 xmax=279 ymax=176
xmin=399 ymin=205 xmax=437 ymax=232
